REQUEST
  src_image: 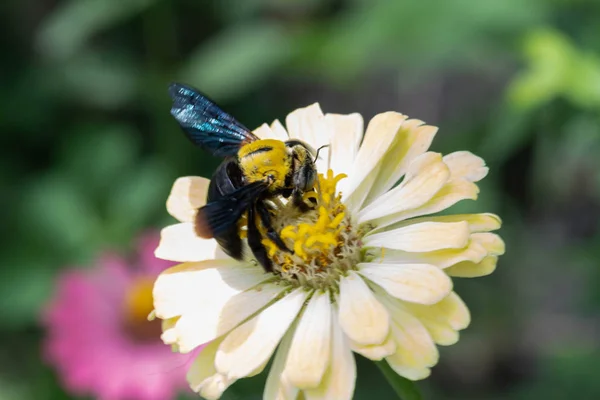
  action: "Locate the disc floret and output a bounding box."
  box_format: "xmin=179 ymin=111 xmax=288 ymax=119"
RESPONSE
xmin=262 ymin=170 xmax=363 ymax=290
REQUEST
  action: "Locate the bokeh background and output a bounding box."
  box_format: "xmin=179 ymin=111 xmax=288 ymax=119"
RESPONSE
xmin=2 ymin=0 xmax=600 ymax=399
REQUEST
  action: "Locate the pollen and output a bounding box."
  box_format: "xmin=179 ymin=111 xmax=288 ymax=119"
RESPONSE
xmin=261 ymin=170 xmax=363 ymax=290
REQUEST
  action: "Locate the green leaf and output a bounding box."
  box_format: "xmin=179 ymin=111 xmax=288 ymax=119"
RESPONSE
xmin=375 ymin=361 xmax=423 ymax=400
xmin=179 ymin=22 xmax=294 ymax=100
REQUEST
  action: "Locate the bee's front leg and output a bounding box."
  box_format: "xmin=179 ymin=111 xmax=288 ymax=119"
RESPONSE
xmin=255 ymin=201 xmax=293 ymax=253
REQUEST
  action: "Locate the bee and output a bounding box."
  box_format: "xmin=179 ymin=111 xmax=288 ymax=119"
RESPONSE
xmin=168 ymin=83 xmax=320 ymax=272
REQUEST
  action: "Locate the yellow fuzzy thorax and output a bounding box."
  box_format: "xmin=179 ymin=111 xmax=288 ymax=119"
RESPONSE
xmin=238 ymin=139 xmax=291 ymax=189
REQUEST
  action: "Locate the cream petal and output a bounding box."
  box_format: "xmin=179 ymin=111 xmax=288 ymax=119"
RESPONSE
xmin=187 ymin=338 xmax=236 ymax=400
xmin=363 ymin=221 xmax=471 ymax=252
xmin=402 ymin=292 xmax=471 ymax=346
xmin=304 ymin=311 xmax=356 ymax=400
xmin=443 ymin=151 xmax=488 ymax=182
xmin=366 ymin=120 xmax=438 ymax=203
xmin=285 ymin=103 xmax=330 ymax=172
xmin=165 ymin=283 xmax=285 ymax=353
xmin=342 ymin=112 xmax=408 ymax=212
xmin=337 ymin=271 xmax=390 ymax=345
xmin=270 ymin=119 xmax=290 ymax=140
xmin=377 ymin=231 xmax=501 ymax=269
xmin=373 ymin=177 xmax=480 ymax=230
xmin=375 ymin=292 xmax=439 ymax=380
xmin=166 ymin=176 xmax=210 ymax=223
xmin=385 ymin=213 xmax=502 ymax=233
xmin=154 ymin=223 xmax=220 ymax=262
xmin=358 ymin=263 xmax=452 ymax=305
xmin=215 ymin=289 xmax=307 ymax=380
xmin=349 ymin=333 xmax=397 ymax=360
xmin=358 ymin=152 xmax=450 ymax=223
xmin=326 ymin=113 xmax=364 ymax=193
xmin=283 ymin=291 xmax=333 ymax=389
xmin=264 ymin=329 xmax=299 ymax=400
xmin=253 ymin=122 xmax=286 ymax=141
xmin=446 ymin=255 xmax=499 ymax=277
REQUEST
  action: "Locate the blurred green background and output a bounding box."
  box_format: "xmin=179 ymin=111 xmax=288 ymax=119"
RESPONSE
xmin=2 ymin=0 xmax=600 ymax=399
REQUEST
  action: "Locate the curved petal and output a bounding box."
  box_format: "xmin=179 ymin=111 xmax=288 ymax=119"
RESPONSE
xmin=366 ymin=120 xmax=438 ymax=203
xmin=154 ymin=223 xmax=220 ymax=262
xmin=384 ymin=213 xmax=502 ymax=233
xmin=264 ymin=328 xmax=299 ymax=400
xmin=283 ymin=291 xmax=333 ymax=389
xmin=443 ymin=151 xmax=488 ymax=182
xmin=215 ymin=289 xmax=307 ymax=380
xmin=304 ymin=310 xmax=356 ymax=400
xmin=337 ymin=271 xmax=390 ymax=345
xmin=343 ymin=112 xmax=407 ymax=212
xmin=402 ymin=292 xmax=471 ymax=346
xmin=446 ymin=255 xmax=499 ymax=277
xmin=326 ymin=113 xmax=364 ymax=193
xmin=358 ymin=152 xmax=450 ymax=223
xmin=359 ymin=263 xmax=452 ymax=305
xmin=363 ymin=221 xmax=471 ymax=252
xmin=187 ymin=338 xmax=236 ymax=400
xmin=166 ymin=176 xmax=210 ymax=223
xmin=372 ymin=178 xmax=480 ymax=230
xmin=285 ymin=103 xmax=330 ymax=172
xmin=349 ymin=333 xmax=396 ymax=361
xmin=377 ymin=231 xmax=502 ymax=269
xmin=375 ymin=292 xmax=439 ymax=380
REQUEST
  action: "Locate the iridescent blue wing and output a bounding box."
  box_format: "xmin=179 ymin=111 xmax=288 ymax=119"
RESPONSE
xmin=168 ymin=83 xmax=259 ymax=157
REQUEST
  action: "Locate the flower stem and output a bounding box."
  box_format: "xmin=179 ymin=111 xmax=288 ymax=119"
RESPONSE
xmin=375 ymin=361 xmax=423 ymax=400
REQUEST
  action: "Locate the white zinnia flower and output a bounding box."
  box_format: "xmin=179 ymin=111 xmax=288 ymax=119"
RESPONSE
xmin=152 ymin=104 xmax=505 ymax=399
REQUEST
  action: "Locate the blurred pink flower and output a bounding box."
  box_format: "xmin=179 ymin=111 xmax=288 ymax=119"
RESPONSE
xmin=42 ymin=233 xmax=195 ymax=400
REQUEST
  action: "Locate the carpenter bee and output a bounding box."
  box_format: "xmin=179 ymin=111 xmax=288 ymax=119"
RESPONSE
xmin=168 ymin=83 xmax=319 ymax=272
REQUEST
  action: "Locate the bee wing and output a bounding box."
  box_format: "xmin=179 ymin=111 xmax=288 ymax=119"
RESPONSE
xmin=195 ymin=181 xmax=268 ymax=239
xmin=169 ymin=83 xmax=259 ymax=157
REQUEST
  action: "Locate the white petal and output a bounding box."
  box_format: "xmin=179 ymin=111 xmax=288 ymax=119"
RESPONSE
xmin=358 ymin=152 xmax=450 ymax=223
xmin=166 ymin=176 xmax=210 ymax=223
xmin=359 ymin=263 xmax=452 ymax=305
xmin=366 ymin=120 xmax=438 ymax=202
xmin=253 ymin=122 xmax=287 ymax=141
xmin=446 ymin=255 xmax=499 ymax=277
xmin=364 ymin=221 xmax=471 ymax=252
xmin=216 ymin=289 xmax=308 ymax=380
xmin=264 ymin=329 xmax=299 ymax=400
xmin=154 ymin=223 xmax=220 ymax=262
xmin=402 ymin=292 xmax=470 ymax=345
xmin=187 ymin=338 xmax=236 ymax=400
xmin=385 ymin=213 xmax=502 ymax=233
xmin=375 ymin=292 xmax=439 ymax=380
xmin=270 ymin=119 xmax=290 ymax=140
xmin=343 ymin=112 xmax=407 ymax=212
xmin=337 ymin=271 xmax=390 ymax=345
xmin=377 ymin=231 xmax=500 ymax=269
xmin=283 ymin=291 xmax=333 ymax=389
xmin=304 ymin=311 xmax=356 ymax=400
xmin=373 ymin=177 xmax=480 ymax=230
xmin=168 ymin=282 xmax=285 ymax=353
xmin=443 ymin=151 xmax=488 ymax=182
xmin=326 ymin=113 xmax=363 ymax=193
xmin=285 ymin=103 xmax=330 ymax=172
xmin=349 ymin=333 xmax=396 ymax=360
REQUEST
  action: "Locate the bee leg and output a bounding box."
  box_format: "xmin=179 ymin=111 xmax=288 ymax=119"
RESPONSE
xmin=292 ymin=188 xmax=313 ymax=213
xmin=247 ymin=205 xmax=273 ymax=272
xmin=256 ymin=201 xmax=293 ymax=253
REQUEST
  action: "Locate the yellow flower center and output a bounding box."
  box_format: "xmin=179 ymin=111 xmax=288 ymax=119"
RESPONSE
xmin=123 ymin=277 xmax=161 ymax=341
xmin=261 ymin=170 xmax=363 ymax=290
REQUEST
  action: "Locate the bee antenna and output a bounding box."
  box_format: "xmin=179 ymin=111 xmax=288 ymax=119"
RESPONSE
xmin=313 ymin=145 xmax=329 ymax=163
